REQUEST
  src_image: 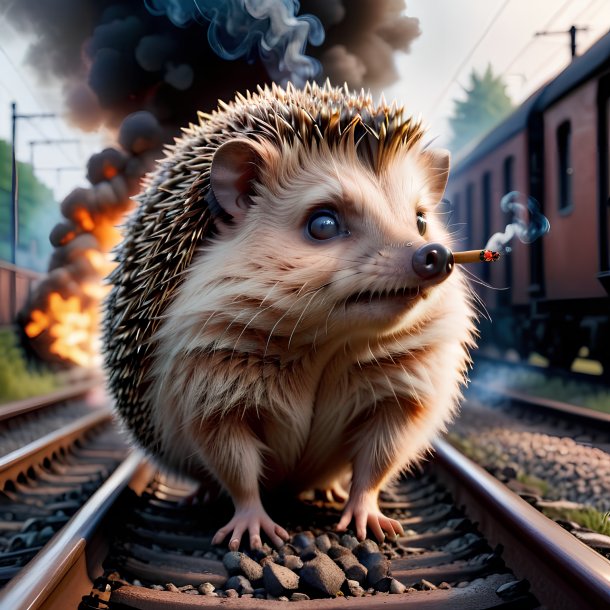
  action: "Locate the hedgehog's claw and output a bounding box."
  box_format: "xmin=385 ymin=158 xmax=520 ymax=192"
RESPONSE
xmin=212 ymin=502 xmax=289 ymax=550
xmin=336 ymin=491 xmax=404 ymax=542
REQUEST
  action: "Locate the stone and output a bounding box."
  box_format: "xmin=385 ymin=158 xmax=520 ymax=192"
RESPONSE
xmin=300 ymin=544 xmax=319 ymax=561
xmin=279 ymin=544 xmax=299 ymax=557
xmin=418 ymin=579 xmax=437 ymax=590
xmin=263 ymin=561 xmax=300 ymax=597
xmin=283 ymin=555 xmax=304 ymax=571
xmin=333 ymin=553 xmax=358 ymax=572
xmin=198 ymin=582 xmax=215 ymax=595
xmin=327 ymin=545 xmax=352 ymax=559
xmin=496 ymin=579 xmax=530 ymax=600
xmin=223 ymin=552 xmax=263 ymax=584
xmin=353 ymin=539 xmax=379 ymax=560
xmin=315 ymin=534 xmax=332 ymax=553
xmin=390 ymin=579 xmax=407 ymax=594
xmin=345 ymin=579 xmax=365 ymax=597
xmin=165 ymin=583 xmax=180 ymax=593
xmin=340 ymin=535 xmax=359 ymax=550
xmin=291 ymin=592 xmax=310 ymax=601
xmin=344 ymin=562 xmax=367 ymax=585
xmin=374 ymin=577 xmax=393 ymax=592
xmin=359 ymin=551 xmax=385 ymax=570
xmin=225 ymin=575 xmax=253 ymax=595
xmin=292 ymin=531 xmax=315 ymax=550
xmin=225 ymin=589 xmax=239 ymax=598
xmin=365 ymin=557 xmax=390 ymax=586
xmin=300 ymin=553 xmax=345 ymax=597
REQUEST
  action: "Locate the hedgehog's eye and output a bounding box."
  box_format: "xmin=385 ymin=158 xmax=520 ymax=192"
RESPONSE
xmin=307 ymin=211 xmax=341 ymax=241
xmin=416 ymin=211 xmax=427 ymax=236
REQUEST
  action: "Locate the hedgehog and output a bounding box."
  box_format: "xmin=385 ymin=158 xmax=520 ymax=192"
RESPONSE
xmin=103 ymin=81 xmax=477 ymax=551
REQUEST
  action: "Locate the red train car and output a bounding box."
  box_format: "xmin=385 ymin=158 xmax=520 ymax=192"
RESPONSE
xmin=448 ymin=31 xmax=610 ymax=373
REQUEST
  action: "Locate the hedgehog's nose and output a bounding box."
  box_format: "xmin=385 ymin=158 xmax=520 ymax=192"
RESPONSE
xmin=412 ymin=243 xmax=454 ymax=279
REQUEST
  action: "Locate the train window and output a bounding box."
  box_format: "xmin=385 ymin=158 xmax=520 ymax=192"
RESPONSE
xmin=501 ymin=157 xmax=514 ymax=305
xmin=465 ymin=183 xmax=474 ymax=249
xmin=557 ymin=121 xmax=573 ymax=212
xmin=503 ymin=156 xmax=514 ymax=193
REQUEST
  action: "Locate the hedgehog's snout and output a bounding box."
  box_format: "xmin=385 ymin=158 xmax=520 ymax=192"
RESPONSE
xmin=412 ymin=242 xmax=454 ymax=282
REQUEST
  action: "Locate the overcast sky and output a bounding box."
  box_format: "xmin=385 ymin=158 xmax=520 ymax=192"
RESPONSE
xmin=0 ymin=0 xmax=609 ymax=200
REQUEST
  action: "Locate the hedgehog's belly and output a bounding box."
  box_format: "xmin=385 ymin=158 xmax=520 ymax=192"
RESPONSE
xmin=260 ymin=395 xmax=352 ymax=492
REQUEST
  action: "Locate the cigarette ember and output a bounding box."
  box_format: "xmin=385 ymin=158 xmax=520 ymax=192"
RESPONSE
xmin=452 ymin=249 xmax=500 ymax=264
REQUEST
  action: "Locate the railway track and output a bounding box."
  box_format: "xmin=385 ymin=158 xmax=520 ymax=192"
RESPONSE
xmin=0 ymin=436 xmax=608 ymax=610
xmin=470 ymin=355 xmax=610 ymax=437
xmin=0 ymin=385 xmax=128 ymax=589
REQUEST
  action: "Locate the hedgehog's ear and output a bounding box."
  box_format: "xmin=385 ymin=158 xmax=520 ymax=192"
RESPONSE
xmin=422 ymin=148 xmax=450 ymax=203
xmin=209 ymin=140 xmax=259 ymax=222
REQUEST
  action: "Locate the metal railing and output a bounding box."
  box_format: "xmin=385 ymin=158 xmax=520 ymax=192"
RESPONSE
xmin=0 ymin=260 xmax=42 ymax=326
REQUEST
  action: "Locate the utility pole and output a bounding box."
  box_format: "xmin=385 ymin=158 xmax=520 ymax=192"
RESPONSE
xmin=8 ymin=102 xmax=56 ymax=319
xmin=535 ymin=25 xmax=590 ymax=59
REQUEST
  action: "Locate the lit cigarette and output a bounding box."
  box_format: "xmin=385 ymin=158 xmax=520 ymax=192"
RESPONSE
xmin=452 ymin=249 xmax=500 ymax=264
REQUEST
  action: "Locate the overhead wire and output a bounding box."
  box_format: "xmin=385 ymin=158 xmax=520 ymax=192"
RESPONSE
xmin=427 ymin=0 xmax=513 ymax=118
xmin=0 ymin=42 xmax=82 ymax=168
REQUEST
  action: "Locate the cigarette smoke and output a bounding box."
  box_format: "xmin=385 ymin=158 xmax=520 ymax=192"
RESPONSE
xmin=3 ymin=0 xmax=421 ymax=366
xmin=145 ymin=0 xmax=325 ymax=87
xmin=485 ymin=191 xmax=550 ymax=254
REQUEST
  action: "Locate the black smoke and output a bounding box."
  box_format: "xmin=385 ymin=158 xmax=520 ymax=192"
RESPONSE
xmin=2 ymin=0 xmax=420 ymax=134
xmin=3 ymin=0 xmax=421 ymax=365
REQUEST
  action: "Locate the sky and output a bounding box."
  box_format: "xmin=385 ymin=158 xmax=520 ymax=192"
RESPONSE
xmin=0 ymin=0 xmax=609 ymax=200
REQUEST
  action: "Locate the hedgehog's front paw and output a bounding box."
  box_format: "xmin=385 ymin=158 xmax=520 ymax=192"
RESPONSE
xmin=212 ymin=501 xmax=289 ymax=550
xmin=336 ymin=491 xmax=404 ymax=542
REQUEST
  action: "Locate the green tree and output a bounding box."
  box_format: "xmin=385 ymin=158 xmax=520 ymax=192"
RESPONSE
xmin=449 ymin=64 xmax=514 ymax=153
xmin=0 ymin=139 xmax=60 ymax=271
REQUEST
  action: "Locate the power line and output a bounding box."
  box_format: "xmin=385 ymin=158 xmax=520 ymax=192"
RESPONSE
xmin=428 ymin=0 xmax=513 ymax=117
xmin=499 ymin=0 xmax=575 ymax=76
xmin=0 ymin=43 xmax=81 ymax=167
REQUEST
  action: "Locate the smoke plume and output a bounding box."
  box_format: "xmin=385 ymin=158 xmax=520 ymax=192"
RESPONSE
xmin=485 ymin=191 xmax=551 ymax=254
xmin=2 ymin=0 xmax=420 ymax=133
xmin=2 ymin=0 xmax=421 ymax=366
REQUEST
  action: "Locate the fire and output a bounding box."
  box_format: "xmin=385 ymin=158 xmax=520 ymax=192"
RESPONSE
xmin=25 ymin=310 xmax=51 ymax=338
xmin=83 ymin=249 xmax=116 ymax=277
xmin=73 ymin=208 xmax=95 ymax=232
xmin=103 ymin=163 xmax=119 ymax=180
xmin=25 ymin=292 xmax=100 ymax=368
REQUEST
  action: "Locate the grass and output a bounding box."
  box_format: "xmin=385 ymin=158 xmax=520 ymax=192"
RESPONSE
xmin=541 ymin=506 xmax=610 ymax=536
xmin=0 ymin=329 xmax=60 ymax=403
xmin=516 ymin=472 xmax=550 ymax=497
xmin=447 ymin=434 xmax=610 ymax=538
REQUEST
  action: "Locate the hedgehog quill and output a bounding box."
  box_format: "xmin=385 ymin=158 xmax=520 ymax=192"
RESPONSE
xmin=103 ymin=81 xmax=477 ymax=550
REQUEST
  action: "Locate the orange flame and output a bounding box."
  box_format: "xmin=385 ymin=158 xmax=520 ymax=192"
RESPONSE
xmin=83 ymin=249 xmax=116 ymax=276
xmin=73 ymin=208 xmax=95 ymax=232
xmin=25 ymin=292 xmax=99 ymax=368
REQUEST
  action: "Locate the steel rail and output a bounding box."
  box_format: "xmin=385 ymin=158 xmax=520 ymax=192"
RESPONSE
xmin=0 ymin=410 xmax=112 ymax=486
xmin=0 ymin=452 xmax=148 ymax=610
xmin=433 ymin=438 xmax=610 ymax=610
xmin=470 ymin=379 xmax=610 ymax=431
xmin=0 ymin=379 xmax=102 ymax=423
